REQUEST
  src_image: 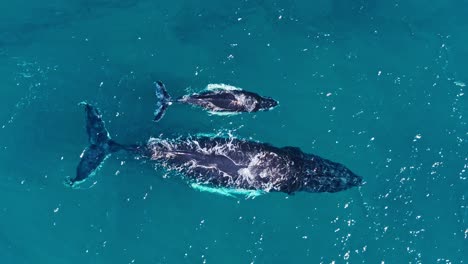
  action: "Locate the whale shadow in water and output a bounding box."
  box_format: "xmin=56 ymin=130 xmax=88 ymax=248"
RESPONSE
xmin=170 ymin=1 xmax=256 ymax=44
xmin=0 ymin=0 xmax=142 ymax=48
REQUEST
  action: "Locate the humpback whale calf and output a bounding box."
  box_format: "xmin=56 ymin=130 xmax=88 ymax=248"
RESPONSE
xmin=69 ymin=103 xmax=362 ymax=195
xmin=153 ymin=82 xmax=278 ymax=121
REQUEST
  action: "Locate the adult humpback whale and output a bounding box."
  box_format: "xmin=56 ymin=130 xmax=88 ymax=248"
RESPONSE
xmin=69 ymin=103 xmax=362 ymax=194
xmin=153 ymin=82 xmax=278 ymax=121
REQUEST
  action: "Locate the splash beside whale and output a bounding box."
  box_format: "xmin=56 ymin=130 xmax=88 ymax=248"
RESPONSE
xmin=153 ymin=82 xmax=278 ymax=121
xmin=68 ymin=103 xmax=362 ymax=195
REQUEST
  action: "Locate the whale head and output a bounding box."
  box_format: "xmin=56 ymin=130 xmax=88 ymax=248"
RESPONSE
xmin=302 ymin=160 xmax=363 ymax=193
xmin=342 ymin=171 xmax=363 ymax=190
xmin=334 ymin=169 xmax=363 ymax=192
xmin=257 ymin=97 xmax=278 ymax=110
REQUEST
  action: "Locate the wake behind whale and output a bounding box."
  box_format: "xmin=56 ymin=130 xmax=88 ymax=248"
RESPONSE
xmin=68 ymin=103 xmax=362 ymax=195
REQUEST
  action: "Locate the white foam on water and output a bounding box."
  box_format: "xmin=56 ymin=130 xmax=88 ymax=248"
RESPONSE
xmin=2 ymin=58 xmax=54 ymax=129
xmin=206 ymin=83 xmax=242 ymax=91
xmin=207 ymin=111 xmax=241 ymax=116
xmin=190 ymin=183 xmax=265 ymax=198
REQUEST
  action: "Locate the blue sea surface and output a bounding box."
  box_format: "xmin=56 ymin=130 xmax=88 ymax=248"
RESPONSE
xmin=0 ymin=0 xmax=466 ymax=263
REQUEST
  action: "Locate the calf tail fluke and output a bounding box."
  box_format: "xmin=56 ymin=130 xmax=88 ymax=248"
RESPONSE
xmin=153 ymin=81 xmax=171 ymax=122
xmin=66 ymin=102 xmax=123 ymax=188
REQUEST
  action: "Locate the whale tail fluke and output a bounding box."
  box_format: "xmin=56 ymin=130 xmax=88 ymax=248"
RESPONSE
xmin=66 ymin=102 xmax=123 ymax=188
xmin=153 ymin=81 xmax=172 ymax=122
xmin=79 ymin=101 xmax=112 ymax=145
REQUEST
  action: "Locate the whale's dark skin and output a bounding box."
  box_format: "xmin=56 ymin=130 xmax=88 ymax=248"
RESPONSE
xmin=153 ymin=82 xmax=278 ymax=121
xmin=69 ymin=103 xmax=362 ymax=194
xmin=72 ymin=103 xmax=122 ymax=183
xmin=178 ymin=89 xmax=278 ymax=113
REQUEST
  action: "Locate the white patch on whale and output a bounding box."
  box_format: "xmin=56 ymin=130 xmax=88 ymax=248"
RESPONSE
xmin=237 ymin=151 xmax=287 ymax=191
xmin=231 ymin=93 xmax=257 ymax=112
xmin=147 ymin=136 xmax=298 ymax=192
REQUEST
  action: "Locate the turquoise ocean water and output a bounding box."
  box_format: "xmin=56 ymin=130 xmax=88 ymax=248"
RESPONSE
xmin=0 ymin=1 xmax=466 ymax=263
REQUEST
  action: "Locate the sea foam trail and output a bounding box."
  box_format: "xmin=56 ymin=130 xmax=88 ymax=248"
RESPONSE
xmin=205 ymin=83 xmax=242 ymax=91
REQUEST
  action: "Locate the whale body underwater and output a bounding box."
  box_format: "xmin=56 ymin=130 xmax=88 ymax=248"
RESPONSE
xmin=68 ymin=103 xmax=363 ymax=195
xmin=153 ymin=82 xmax=279 ymax=121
